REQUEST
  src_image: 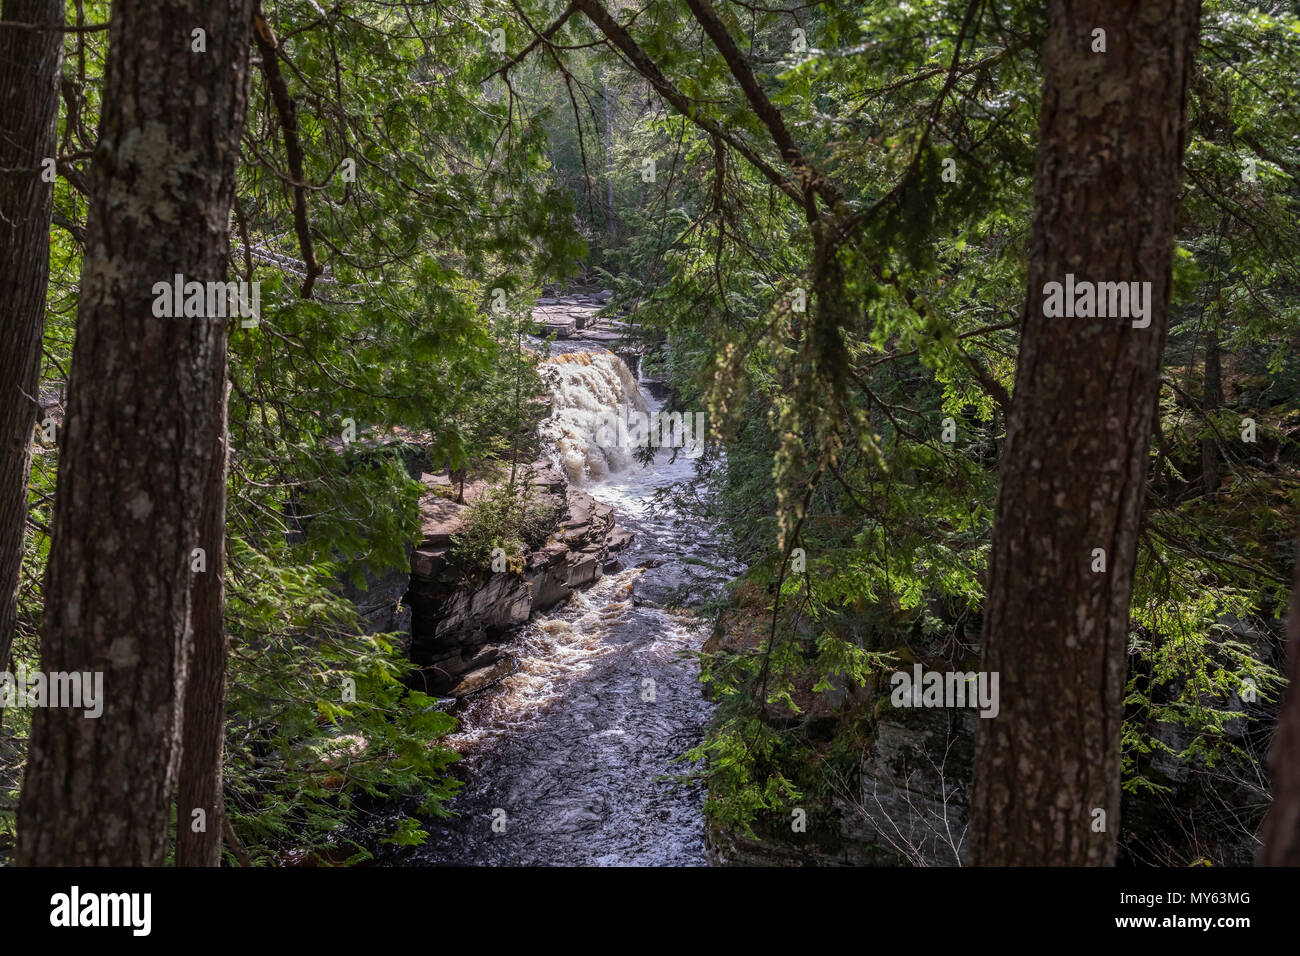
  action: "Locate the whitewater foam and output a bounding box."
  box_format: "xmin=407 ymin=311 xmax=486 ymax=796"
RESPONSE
xmin=539 ymin=352 xmax=648 ymax=484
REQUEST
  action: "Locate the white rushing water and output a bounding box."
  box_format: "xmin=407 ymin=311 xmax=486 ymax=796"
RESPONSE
xmin=537 ymin=352 xmax=648 ymax=484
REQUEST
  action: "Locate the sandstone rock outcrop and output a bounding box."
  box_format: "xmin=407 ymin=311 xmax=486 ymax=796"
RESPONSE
xmin=404 ymin=460 xmax=632 ymax=697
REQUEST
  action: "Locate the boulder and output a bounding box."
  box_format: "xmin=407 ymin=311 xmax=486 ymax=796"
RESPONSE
xmin=411 ymin=545 xmax=450 ymax=580
xmin=528 ymin=460 xmax=566 ymax=495
xmin=447 ymin=655 xmax=519 ymax=698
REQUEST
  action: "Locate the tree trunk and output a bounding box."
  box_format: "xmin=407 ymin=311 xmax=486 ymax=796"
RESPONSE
xmin=0 ymin=0 xmax=63 ymax=679
xmin=16 ymin=0 xmax=254 ymax=866
xmin=969 ymin=0 xmax=1201 ymax=865
xmin=175 ymin=377 xmax=230 ymax=866
xmin=1261 ymin=545 xmax=1300 ymax=865
xmin=602 ymin=68 xmax=615 ymax=245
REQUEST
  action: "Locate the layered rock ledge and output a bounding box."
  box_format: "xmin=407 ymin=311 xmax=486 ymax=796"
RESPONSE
xmin=403 ymin=461 xmax=633 ymax=698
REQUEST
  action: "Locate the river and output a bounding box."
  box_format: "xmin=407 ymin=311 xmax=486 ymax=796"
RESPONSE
xmin=403 ymin=348 xmax=729 ymax=866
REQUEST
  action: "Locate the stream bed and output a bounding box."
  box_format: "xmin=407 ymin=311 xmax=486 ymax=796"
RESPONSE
xmin=401 ymin=360 xmax=730 ymax=866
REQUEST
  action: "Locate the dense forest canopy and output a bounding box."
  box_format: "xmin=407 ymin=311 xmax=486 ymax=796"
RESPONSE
xmin=0 ymin=0 xmax=1297 ymax=875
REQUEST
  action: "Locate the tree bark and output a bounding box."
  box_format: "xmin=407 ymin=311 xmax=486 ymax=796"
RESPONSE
xmin=175 ymin=378 xmax=230 ymax=866
xmin=601 ymin=67 xmax=615 ymax=245
xmin=969 ymin=0 xmax=1201 ymax=865
xmin=1261 ymin=545 xmax=1300 ymax=865
xmin=0 ymin=0 xmax=63 ymax=679
xmin=15 ymin=0 xmax=254 ymax=865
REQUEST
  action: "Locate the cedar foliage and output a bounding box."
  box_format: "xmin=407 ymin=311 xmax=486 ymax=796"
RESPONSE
xmin=2 ymin=0 xmax=1297 ymax=866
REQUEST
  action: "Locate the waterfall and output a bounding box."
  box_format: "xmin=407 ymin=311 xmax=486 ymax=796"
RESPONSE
xmin=539 ymin=351 xmax=648 ymax=484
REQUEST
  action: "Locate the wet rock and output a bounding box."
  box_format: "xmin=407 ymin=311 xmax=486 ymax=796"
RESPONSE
xmin=435 ymin=643 xmax=504 ymax=678
xmin=529 ymin=461 xmax=566 ymax=494
xmin=406 ymin=469 xmax=635 ymax=696
xmin=578 ymin=330 xmax=624 ymax=347
xmin=447 ymin=655 xmax=519 ymax=698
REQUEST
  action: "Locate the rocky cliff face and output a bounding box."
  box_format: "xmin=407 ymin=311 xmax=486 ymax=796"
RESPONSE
xmin=402 ymin=460 xmax=632 ymax=698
